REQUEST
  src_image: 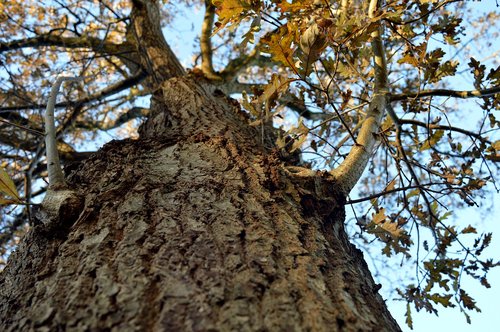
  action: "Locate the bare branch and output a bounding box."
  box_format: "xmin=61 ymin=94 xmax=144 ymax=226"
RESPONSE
xmin=0 ymin=71 xmax=147 ymax=112
xmin=76 ymin=107 xmax=150 ymax=131
xmin=0 ymin=118 xmax=44 ymax=136
xmin=399 ymin=118 xmax=492 ymax=144
xmin=0 ymin=33 xmax=138 ymax=74
xmin=0 ymin=34 xmax=126 ymax=54
xmin=347 ymin=182 xmax=446 ymax=204
xmin=388 ymin=0 xmax=460 ymax=26
xmin=219 ymin=29 xmax=281 ymax=81
xmin=103 ymin=106 xmax=149 ymax=130
xmin=220 ymin=49 xmax=263 ymax=80
xmin=390 ymin=86 xmax=500 ymax=102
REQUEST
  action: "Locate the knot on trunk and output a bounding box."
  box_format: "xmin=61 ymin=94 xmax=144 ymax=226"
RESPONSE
xmin=34 ymin=189 xmax=84 ymax=236
xmin=283 ymin=167 xmax=344 ymax=218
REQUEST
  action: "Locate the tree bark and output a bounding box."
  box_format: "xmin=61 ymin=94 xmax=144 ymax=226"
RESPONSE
xmin=0 ymin=0 xmax=401 ymax=329
xmin=0 ymin=75 xmax=400 ymax=331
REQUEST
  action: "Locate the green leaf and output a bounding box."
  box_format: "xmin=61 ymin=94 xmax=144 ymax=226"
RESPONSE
xmin=440 ymin=211 xmax=452 ymax=221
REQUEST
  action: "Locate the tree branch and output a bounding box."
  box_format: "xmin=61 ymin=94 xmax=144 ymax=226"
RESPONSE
xmin=0 ymin=34 xmax=126 ymax=54
xmin=0 ymin=34 xmax=139 ymax=73
xmin=346 ymin=182 xmax=445 ymax=204
xmin=0 ymin=125 xmax=90 ymax=162
xmin=221 ymin=81 xmax=327 ymax=120
xmin=399 ymin=118 xmax=492 ymax=144
xmin=200 ymin=0 xmax=219 ymax=79
xmin=330 ymin=0 xmax=389 ymax=195
xmin=220 ymin=49 xmax=263 ymax=80
xmin=390 ymin=86 xmax=500 ymax=102
xmin=0 ymin=71 xmax=147 ymax=112
xmin=219 ymin=28 xmax=281 ymax=81
xmin=45 ymin=76 xmax=87 ymax=189
xmin=130 ymin=0 xmax=185 ymax=83
xmin=75 ymin=107 xmax=150 ymax=131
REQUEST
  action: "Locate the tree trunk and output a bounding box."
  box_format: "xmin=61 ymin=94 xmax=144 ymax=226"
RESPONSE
xmin=0 ymin=75 xmax=401 ymax=331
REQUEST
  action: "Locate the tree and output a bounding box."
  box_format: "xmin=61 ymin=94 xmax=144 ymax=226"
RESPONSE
xmin=0 ymin=0 xmax=499 ymax=330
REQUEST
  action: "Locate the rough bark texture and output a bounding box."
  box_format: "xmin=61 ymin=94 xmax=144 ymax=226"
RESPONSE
xmin=0 ymin=76 xmax=401 ymax=331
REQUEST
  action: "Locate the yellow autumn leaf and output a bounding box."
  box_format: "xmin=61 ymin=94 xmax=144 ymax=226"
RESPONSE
xmin=372 ymin=208 xmax=387 ymax=224
xmin=213 ymin=0 xmax=252 ymax=34
xmin=263 ymin=25 xmax=296 ymax=69
xmin=372 ymin=208 xmax=403 ymax=237
xmin=0 ymin=197 xmax=18 ymax=205
xmin=257 ymin=74 xmax=290 ymax=110
xmin=277 ymin=0 xmax=308 ymax=13
xmin=384 ymin=178 xmax=397 ymax=192
xmin=380 ymin=115 xmax=394 ymax=131
xmin=379 ymin=220 xmax=403 ymax=238
xmin=398 ymin=53 xmax=419 ymax=66
xmin=419 ymin=129 xmax=444 ymax=151
xmin=0 ymin=167 xmax=20 ymax=202
xmin=299 ymin=22 xmax=327 ymax=73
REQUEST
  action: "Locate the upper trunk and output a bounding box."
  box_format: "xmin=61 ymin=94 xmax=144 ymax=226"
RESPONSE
xmin=0 ymin=75 xmax=400 ymax=331
xmin=0 ymin=1 xmax=401 ymax=330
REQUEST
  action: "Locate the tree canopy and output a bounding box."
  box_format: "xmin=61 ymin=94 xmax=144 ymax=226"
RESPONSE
xmin=0 ymin=0 xmax=499 ymax=328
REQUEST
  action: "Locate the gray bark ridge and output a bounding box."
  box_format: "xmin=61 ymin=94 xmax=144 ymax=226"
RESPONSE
xmin=0 ymin=76 xmax=400 ymax=331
